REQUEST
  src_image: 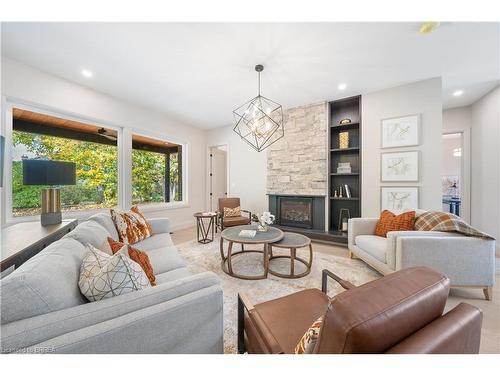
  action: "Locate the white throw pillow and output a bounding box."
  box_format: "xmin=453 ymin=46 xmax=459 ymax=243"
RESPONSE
xmin=79 ymin=244 xmax=150 ymax=302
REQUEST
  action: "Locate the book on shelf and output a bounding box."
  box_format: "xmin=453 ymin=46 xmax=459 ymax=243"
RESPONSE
xmin=344 ymin=184 xmax=351 ymax=198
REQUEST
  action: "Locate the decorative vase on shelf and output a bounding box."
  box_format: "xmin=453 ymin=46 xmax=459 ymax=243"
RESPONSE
xmin=258 ymin=211 xmax=275 ymax=232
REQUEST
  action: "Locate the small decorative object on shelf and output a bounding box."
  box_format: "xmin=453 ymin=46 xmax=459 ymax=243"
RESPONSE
xmin=338 ymin=186 xmax=343 ymax=198
xmin=333 ymin=189 xmax=338 ymax=198
xmin=344 ymin=184 xmax=351 ymax=198
xmin=339 ymin=118 xmax=352 ymax=125
xmin=338 ymin=208 xmax=351 ymax=232
xmin=337 ymin=162 xmax=352 ymax=174
xmin=339 ymin=131 xmax=349 ymax=149
xmin=258 ymin=211 xmax=275 ymax=232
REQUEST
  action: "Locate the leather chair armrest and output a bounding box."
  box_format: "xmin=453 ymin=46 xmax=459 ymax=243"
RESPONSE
xmin=241 ymin=209 xmax=252 ymax=219
xmin=322 ymin=269 xmax=356 ymax=294
xmin=237 ymin=293 xmax=283 ymax=354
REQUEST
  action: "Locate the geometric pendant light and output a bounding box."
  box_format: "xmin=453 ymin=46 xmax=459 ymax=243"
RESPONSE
xmin=233 ymin=64 xmax=284 ymax=152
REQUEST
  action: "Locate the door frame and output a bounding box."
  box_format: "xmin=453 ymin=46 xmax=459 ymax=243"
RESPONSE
xmin=442 ymin=130 xmax=470 ymax=223
xmin=206 ymin=143 xmax=230 ymax=212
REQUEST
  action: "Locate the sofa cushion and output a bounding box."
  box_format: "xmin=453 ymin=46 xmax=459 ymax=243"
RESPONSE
xmin=79 ymin=245 xmax=151 ymax=302
xmin=143 ymin=246 xmax=187 ymax=275
xmin=0 ymin=238 xmax=88 ymax=324
xmin=63 ymin=220 xmax=111 ymax=248
xmin=355 ymin=235 xmax=387 ymax=263
xmin=131 ymin=232 xmax=174 ymax=251
xmin=87 ymin=213 xmax=119 ymax=240
xmin=155 ymin=268 xmax=192 ymax=284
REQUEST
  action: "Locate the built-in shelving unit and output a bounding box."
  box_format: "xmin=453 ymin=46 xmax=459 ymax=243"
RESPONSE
xmin=328 ymin=95 xmax=362 ymax=244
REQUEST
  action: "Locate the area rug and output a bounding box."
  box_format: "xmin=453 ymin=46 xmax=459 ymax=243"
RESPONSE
xmin=176 ymin=235 xmax=381 ymax=353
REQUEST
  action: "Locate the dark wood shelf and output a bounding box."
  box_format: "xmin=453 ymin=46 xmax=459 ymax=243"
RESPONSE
xmin=330 ymin=122 xmax=360 ymax=130
xmin=330 ymin=147 xmax=359 ymax=152
xmin=330 ymin=197 xmax=359 ymax=200
xmin=330 ymin=172 xmax=359 ymax=176
xmin=328 ymin=95 xmax=361 ymax=244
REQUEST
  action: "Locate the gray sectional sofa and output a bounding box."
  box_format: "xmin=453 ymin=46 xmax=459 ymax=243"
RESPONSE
xmin=0 ymin=213 xmax=223 ymax=354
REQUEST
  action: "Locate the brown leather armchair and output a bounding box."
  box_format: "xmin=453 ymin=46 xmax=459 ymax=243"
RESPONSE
xmin=238 ymin=267 xmax=483 ymax=354
xmin=217 ymin=197 xmax=251 ymax=231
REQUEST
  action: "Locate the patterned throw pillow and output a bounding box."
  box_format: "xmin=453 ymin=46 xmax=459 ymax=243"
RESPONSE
xmin=295 ymin=316 xmax=324 ymax=354
xmin=79 ymin=244 xmax=151 ymax=302
xmin=223 ymin=206 xmax=241 ymax=217
xmin=110 ymin=205 xmax=152 ymax=244
xmin=107 ymin=237 xmax=156 ymax=286
xmin=374 ymin=210 xmax=416 ymax=237
xmin=415 ymin=211 xmax=494 ymax=239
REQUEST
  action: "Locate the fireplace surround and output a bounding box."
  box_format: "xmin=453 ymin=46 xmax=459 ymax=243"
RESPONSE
xmin=268 ymin=194 xmax=325 ymax=231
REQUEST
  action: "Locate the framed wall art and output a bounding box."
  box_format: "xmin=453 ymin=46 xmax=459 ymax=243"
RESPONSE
xmin=381 ymin=114 xmax=419 ymax=149
xmin=381 ymin=186 xmax=419 ymax=212
xmin=381 ymin=151 xmax=419 ymax=182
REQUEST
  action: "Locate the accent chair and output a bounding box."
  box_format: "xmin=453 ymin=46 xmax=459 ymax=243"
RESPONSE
xmin=237 ymin=267 xmax=483 ymax=354
xmin=217 ymin=197 xmax=251 ymax=231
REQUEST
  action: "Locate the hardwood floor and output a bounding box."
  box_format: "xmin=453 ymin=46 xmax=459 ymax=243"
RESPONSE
xmin=172 ymin=226 xmax=500 ymax=354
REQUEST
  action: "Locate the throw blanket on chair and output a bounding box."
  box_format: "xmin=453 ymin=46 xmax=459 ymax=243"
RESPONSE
xmin=414 ymin=211 xmax=495 ymax=240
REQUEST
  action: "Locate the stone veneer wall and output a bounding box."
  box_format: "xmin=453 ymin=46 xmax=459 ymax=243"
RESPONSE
xmin=267 ymin=101 xmax=328 ymax=195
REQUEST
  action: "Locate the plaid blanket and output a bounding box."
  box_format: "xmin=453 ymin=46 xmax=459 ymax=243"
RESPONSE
xmin=415 ymin=211 xmax=495 ymax=240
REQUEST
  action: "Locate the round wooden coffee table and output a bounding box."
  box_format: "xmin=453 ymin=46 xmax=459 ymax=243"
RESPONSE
xmin=268 ymin=232 xmax=313 ymax=279
xmin=220 ymin=225 xmax=284 ymax=280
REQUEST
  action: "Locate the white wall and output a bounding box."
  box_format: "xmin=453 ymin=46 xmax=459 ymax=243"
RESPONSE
xmin=470 ymin=86 xmax=500 ymax=244
xmin=361 ymin=78 xmax=443 ymax=216
xmin=443 ymin=106 xmax=472 ymax=133
xmin=206 ymin=126 xmax=267 ymax=216
xmin=1 ymin=57 xmax=206 ymax=230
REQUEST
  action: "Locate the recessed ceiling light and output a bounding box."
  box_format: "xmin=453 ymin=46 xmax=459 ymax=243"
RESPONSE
xmin=452 ymin=90 xmax=464 ymax=97
xmin=81 ymin=69 xmax=93 ymax=78
xmin=338 ymin=83 xmax=347 ymax=90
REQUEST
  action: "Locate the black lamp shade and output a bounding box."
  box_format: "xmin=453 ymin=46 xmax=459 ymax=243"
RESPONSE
xmin=23 ymin=159 xmax=76 ymax=186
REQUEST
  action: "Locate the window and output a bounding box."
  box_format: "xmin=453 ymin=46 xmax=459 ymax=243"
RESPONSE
xmin=132 ymin=133 xmax=182 ymax=205
xmin=11 ymin=109 xmax=118 ymax=217
xmin=7 ymin=107 xmax=187 ymax=221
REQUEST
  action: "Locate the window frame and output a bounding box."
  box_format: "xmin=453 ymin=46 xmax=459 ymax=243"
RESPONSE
xmin=1 ymin=99 xmax=189 ymax=226
xmin=130 ymin=129 xmax=188 ymax=213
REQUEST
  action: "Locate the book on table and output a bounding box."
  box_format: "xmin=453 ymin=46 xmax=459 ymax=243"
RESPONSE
xmin=239 ymin=230 xmax=256 ymax=238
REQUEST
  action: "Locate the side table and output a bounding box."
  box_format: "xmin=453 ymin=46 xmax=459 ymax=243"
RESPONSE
xmin=194 ymin=212 xmax=216 ymax=244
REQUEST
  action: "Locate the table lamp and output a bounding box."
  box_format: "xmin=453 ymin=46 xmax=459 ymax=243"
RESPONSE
xmin=23 ymin=159 xmax=76 ymax=226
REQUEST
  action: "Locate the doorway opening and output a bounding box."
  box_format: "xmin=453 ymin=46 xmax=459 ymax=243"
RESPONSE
xmin=442 ymin=132 xmax=464 ymax=217
xmin=209 ymin=145 xmax=228 ymax=211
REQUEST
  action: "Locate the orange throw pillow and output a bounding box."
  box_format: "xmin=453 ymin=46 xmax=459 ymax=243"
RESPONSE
xmin=107 ymin=237 xmax=156 ymax=286
xmin=374 ymin=210 xmax=416 ymax=237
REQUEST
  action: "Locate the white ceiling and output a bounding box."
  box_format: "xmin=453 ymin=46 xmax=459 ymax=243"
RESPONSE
xmin=2 ymin=22 xmax=499 ymax=129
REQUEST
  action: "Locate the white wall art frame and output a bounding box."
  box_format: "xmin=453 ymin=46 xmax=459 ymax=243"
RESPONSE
xmin=381 ymin=151 xmax=419 ymax=182
xmin=381 ymin=114 xmax=420 ymax=149
xmin=381 ymin=186 xmax=419 ymax=212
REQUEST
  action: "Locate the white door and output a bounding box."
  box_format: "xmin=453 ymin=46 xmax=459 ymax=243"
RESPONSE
xmin=209 ymin=146 xmax=227 ymax=211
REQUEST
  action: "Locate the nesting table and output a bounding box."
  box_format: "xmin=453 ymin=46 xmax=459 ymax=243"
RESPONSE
xmin=220 ymin=225 xmax=284 ymax=280
xmin=220 ymin=225 xmax=313 ymax=280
